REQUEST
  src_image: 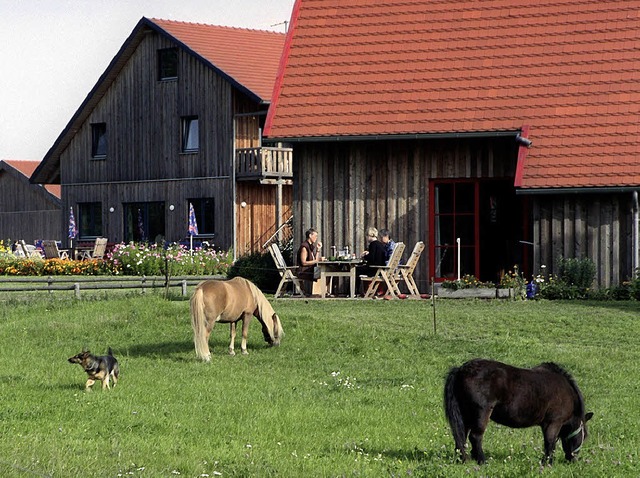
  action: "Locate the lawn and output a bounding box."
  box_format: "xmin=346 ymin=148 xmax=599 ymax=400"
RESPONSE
xmin=0 ymin=293 xmax=638 ymax=477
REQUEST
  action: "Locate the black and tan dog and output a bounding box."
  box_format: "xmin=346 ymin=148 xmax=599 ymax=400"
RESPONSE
xmin=68 ymin=348 xmax=119 ymax=391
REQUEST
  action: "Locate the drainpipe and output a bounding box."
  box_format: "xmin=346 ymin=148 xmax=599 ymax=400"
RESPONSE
xmin=633 ymin=191 xmax=639 ymax=274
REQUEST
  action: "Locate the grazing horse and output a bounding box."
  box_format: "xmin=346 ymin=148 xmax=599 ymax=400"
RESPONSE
xmin=190 ymin=277 xmax=284 ymax=361
xmin=444 ymin=358 xmax=593 ymax=464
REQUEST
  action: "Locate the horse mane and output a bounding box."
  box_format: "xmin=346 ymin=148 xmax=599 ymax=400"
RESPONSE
xmin=539 ymin=362 xmax=585 ymax=416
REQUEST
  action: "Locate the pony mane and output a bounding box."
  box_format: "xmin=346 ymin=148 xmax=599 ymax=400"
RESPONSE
xmin=539 ymin=362 xmax=585 ymax=416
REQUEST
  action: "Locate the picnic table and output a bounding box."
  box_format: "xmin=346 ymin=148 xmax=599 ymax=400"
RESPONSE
xmin=317 ymin=259 xmax=363 ymax=298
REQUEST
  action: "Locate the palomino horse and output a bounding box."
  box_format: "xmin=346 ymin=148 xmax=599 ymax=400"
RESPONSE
xmin=444 ymin=358 xmax=593 ymax=464
xmin=190 ymin=277 xmax=284 ymax=361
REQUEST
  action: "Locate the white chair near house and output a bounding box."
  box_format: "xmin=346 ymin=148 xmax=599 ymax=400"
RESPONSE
xmin=361 ymin=242 xmax=406 ymax=299
xmin=77 ymin=237 xmax=108 ymax=260
xmin=394 ymin=241 xmax=425 ymax=296
xmin=269 ymin=243 xmax=305 ymax=298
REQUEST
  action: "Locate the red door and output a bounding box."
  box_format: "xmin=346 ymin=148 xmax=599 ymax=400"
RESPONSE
xmin=429 ymin=180 xmax=480 ymax=281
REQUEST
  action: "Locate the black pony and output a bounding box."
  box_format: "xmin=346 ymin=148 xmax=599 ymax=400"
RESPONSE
xmin=444 ymin=358 xmax=593 ymax=464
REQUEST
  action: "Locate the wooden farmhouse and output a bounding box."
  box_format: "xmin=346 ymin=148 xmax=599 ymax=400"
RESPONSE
xmin=265 ymin=0 xmax=640 ymax=289
xmin=0 ymin=160 xmax=61 ymax=244
xmin=31 ymin=17 xmax=291 ymax=256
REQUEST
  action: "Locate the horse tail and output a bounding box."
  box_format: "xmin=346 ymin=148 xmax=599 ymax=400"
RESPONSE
xmin=190 ymin=285 xmax=211 ymax=361
xmin=444 ymin=366 xmax=467 ymax=455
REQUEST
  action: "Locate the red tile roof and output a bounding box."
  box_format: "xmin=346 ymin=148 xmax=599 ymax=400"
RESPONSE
xmin=3 ymin=160 xmax=61 ymax=198
xmin=150 ymin=19 xmax=285 ymax=102
xmin=265 ymin=0 xmax=640 ymax=189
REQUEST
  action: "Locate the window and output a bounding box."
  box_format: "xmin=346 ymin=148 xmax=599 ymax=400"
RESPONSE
xmin=430 ymin=181 xmax=479 ymax=281
xmin=124 ymin=202 xmax=166 ymax=243
xmin=181 ymin=116 xmax=199 ymax=152
xmin=78 ymin=202 xmax=103 ymax=238
xmin=158 ymin=48 xmax=178 ymax=80
xmin=91 ymin=123 xmax=107 ymax=158
xmin=189 ymin=198 xmax=215 ymax=235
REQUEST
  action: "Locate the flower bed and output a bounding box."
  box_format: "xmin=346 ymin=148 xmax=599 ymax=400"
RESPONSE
xmin=0 ymin=242 xmax=232 ymax=276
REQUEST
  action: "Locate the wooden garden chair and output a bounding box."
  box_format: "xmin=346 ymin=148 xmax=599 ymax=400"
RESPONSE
xmin=77 ymin=237 xmax=108 ymax=260
xmin=395 ymin=241 xmax=425 ymax=296
xmin=362 ymin=242 xmax=406 ymax=299
xmin=19 ymin=240 xmax=44 ymax=259
xmin=268 ymin=243 xmax=305 ymax=298
xmin=42 ymin=240 xmax=70 ymax=260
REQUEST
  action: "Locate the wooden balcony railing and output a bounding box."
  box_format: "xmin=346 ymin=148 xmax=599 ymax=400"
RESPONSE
xmin=236 ymin=146 xmax=293 ymax=180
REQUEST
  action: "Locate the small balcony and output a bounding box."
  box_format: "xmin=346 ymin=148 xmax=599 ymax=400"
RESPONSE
xmin=235 ymin=146 xmax=293 ymax=183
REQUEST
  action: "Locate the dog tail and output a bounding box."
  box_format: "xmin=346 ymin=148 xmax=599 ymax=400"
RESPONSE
xmin=107 ymin=347 xmax=114 ymax=357
xmin=190 ymin=285 xmax=211 ymax=362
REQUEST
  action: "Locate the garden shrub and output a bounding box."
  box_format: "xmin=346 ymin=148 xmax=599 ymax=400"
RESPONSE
xmin=227 ymin=251 xmax=280 ymax=291
xmin=557 ymin=257 xmax=596 ymax=289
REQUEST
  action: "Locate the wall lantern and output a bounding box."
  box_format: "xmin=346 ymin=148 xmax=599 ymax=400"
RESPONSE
xmin=109 ymin=207 xmax=115 ymax=213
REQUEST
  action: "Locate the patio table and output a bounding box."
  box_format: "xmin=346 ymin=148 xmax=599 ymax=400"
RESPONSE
xmin=317 ymin=260 xmax=363 ymax=298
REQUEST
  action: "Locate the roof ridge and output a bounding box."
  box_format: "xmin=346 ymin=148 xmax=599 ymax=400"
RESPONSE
xmin=148 ymin=17 xmax=285 ymax=36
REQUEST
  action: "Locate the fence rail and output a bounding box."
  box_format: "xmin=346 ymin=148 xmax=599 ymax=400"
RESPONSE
xmin=0 ymin=275 xmax=224 ymax=298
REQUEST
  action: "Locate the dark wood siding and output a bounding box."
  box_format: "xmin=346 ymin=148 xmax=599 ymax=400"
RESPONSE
xmin=0 ymin=171 xmax=61 ymax=244
xmin=292 ymin=137 xmax=519 ymax=292
xmin=533 ymin=193 xmax=634 ymax=288
xmin=57 ymin=31 xmax=242 ymax=249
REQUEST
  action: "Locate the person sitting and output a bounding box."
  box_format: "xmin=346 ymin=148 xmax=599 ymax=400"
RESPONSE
xmin=379 ymin=228 xmax=397 ymax=265
xmin=356 ymin=227 xmax=387 ymax=294
xmin=296 ymin=227 xmax=323 ymax=295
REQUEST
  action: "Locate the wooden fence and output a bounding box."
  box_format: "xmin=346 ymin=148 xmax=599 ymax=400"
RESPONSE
xmin=0 ymin=275 xmax=224 ymax=299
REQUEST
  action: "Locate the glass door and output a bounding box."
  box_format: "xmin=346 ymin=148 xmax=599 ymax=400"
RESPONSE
xmin=430 ymin=181 xmax=479 ymax=281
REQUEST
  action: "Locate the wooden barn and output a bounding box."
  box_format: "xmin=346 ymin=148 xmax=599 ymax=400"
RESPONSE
xmin=265 ymin=0 xmax=640 ymax=290
xmin=0 ymin=160 xmax=61 ymax=244
xmin=31 ymin=17 xmax=292 ymax=256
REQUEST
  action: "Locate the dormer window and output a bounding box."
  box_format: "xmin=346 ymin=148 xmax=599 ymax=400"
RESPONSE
xmin=91 ymin=123 xmax=107 ymax=158
xmin=181 ymin=116 xmax=199 ymax=152
xmin=158 ymin=48 xmax=178 ymax=80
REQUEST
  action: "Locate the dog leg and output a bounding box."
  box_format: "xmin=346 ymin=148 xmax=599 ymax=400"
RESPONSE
xmin=102 ymin=375 xmax=110 ymax=390
xmin=112 ymin=372 xmax=118 ymax=388
xmin=85 ymin=378 xmax=95 ymax=391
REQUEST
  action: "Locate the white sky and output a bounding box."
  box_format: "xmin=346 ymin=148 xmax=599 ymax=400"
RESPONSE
xmin=0 ymin=0 xmax=294 ymax=161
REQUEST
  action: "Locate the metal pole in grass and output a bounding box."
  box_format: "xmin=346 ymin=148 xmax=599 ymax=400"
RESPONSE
xmin=431 ymin=277 xmax=437 ymax=334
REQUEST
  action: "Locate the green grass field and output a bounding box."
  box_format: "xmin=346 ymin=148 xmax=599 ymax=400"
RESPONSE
xmin=0 ymin=293 xmax=638 ymax=477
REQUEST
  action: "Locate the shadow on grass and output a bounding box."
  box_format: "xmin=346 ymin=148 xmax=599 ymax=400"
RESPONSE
xmin=125 ymin=340 xmax=193 ymax=361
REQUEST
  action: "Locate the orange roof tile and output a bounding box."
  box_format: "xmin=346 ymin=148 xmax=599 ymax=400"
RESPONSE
xmin=150 ymin=19 xmax=285 ymax=102
xmin=265 ymin=0 xmax=640 ymax=189
xmin=3 ymin=160 xmax=61 ymax=198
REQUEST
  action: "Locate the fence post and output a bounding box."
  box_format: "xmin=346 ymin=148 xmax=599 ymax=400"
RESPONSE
xmin=141 ymin=275 xmax=146 ymax=294
xmin=74 ymin=283 xmax=80 ymax=299
xmin=181 ymin=280 xmax=187 ymax=296
xmin=47 ymin=276 xmax=53 ymax=295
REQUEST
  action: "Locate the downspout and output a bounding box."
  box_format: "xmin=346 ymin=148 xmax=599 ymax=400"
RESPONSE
xmin=633 ymin=190 xmax=639 ymax=274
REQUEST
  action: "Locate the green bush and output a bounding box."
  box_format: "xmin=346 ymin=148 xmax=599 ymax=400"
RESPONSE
xmin=227 ymin=250 xmax=280 ymax=291
xmin=557 ymin=256 xmax=596 ymax=289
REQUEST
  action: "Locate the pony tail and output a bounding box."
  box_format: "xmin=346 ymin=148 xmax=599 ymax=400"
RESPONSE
xmin=190 ymin=286 xmax=211 ymax=361
xmin=444 ymin=367 xmax=467 ymax=457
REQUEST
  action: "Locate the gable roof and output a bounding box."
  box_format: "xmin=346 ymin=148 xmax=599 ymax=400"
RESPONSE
xmin=264 ymin=0 xmax=640 ymax=190
xmin=31 ymin=17 xmax=285 ymax=185
xmin=1 ymin=160 xmax=61 ymax=201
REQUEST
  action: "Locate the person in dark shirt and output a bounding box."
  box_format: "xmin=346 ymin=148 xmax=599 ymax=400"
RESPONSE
xmin=379 ymin=228 xmax=397 ymax=265
xmin=356 ymin=227 xmax=386 ymax=293
xmin=296 ymin=227 xmax=323 ymax=294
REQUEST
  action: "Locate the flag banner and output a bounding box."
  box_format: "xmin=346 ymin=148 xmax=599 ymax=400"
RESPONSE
xmin=68 ymin=207 xmax=77 ymax=239
xmin=188 ymin=203 xmax=199 ymax=236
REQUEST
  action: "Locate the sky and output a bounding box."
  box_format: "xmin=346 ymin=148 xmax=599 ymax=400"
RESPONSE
xmin=0 ymin=0 xmax=294 ymax=161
